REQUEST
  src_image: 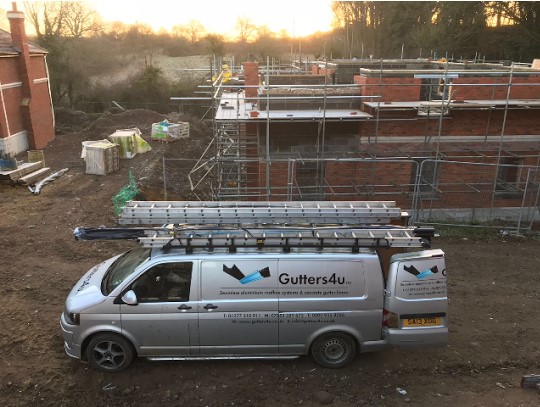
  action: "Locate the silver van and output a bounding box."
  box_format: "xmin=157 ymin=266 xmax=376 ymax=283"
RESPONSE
xmin=61 ymin=245 xmax=447 ymax=372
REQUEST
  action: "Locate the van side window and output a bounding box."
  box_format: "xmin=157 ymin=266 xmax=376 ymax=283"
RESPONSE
xmin=132 ymin=262 xmax=193 ymax=302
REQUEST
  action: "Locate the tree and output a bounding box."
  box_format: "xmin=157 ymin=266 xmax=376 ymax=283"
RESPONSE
xmin=482 ymin=1 xmax=540 ymax=61
xmin=104 ymin=21 xmax=130 ymax=40
xmin=205 ymin=33 xmax=225 ymax=57
xmin=488 ymin=1 xmax=540 ymax=42
xmin=24 ymin=1 xmax=101 ymax=38
xmin=24 ymin=1 xmax=66 ymax=38
xmin=124 ymin=22 xmax=155 ymax=48
xmin=23 ymin=1 xmax=103 ymax=106
xmin=235 ymin=16 xmax=256 ymax=42
xmin=63 ymin=1 xmax=102 ymax=37
xmin=429 ymin=2 xmax=487 ymax=55
xmin=253 ymin=25 xmax=279 ymax=59
xmin=172 ymin=20 xmax=205 ymax=44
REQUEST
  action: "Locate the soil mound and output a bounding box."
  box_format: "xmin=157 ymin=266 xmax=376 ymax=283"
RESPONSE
xmin=84 ymin=109 xmax=166 ymax=139
xmin=54 ymin=107 xmax=91 ymax=133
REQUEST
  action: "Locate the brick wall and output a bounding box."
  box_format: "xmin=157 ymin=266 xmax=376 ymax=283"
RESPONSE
xmin=1 ymin=9 xmax=55 ymax=152
xmin=359 ymin=109 xmax=540 ymax=138
xmin=244 ymin=62 xmax=259 ymax=99
xmin=354 ymin=74 xmax=540 ymax=102
xmin=0 ymin=57 xmax=21 ymax=84
xmin=30 ymin=81 xmax=55 ymax=149
xmin=354 ymin=75 xmax=422 ymax=101
xmin=450 ymin=76 xmax=540 ymax=100
xmin=2 ymin=86 xmax=25 ymax=135
xmin=29 ymin=55 xmax=48 ymax=79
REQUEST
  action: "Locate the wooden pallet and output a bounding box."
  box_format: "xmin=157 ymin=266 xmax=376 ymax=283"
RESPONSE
xmin=0 ymin=161 xmax=44 ymax=183
xmin=17 ymin=167 xmax=51 ymax=185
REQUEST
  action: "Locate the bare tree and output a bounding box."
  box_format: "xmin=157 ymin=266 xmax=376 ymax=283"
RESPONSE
xmin=24 ymin=1 xmax=101 ymax=38
xmin=235 ymin=16 xmax=256 ymax=42
xmin=105 ymin=21 xmax=130 ymax=40
xmin=24 ymin=1 xmax=67 ymax=37
xmin=63 ymin=2 xmax=102 ymax=37
xmin=172 ymin=20 xmax=205 ymax=44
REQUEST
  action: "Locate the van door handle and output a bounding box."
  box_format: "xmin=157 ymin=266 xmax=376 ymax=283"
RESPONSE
xmin=204 ymin=303 xmax=218 ymax=310
xmin=177 ymin=304 xmax=192 ymax=310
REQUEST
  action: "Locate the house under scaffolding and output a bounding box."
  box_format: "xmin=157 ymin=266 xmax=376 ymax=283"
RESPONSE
xmin=173 ymin=58 xmax=540 ymax=227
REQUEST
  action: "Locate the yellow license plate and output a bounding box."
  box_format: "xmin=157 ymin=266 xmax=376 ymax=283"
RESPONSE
xmin=403 ymin=317 xmax=441 ymax=327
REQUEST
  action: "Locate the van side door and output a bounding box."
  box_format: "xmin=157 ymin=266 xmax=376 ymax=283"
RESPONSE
xmin=383 ymin=249 xmax=448 ymax=347
xmin=198 ymin=259 xmax=279 ymax=355
xmin=119 ymin=260 xmax=199 ymax=356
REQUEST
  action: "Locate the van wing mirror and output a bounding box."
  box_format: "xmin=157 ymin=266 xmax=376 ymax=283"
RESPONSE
xmin=121 ymin=290 xmax=138 ymax=306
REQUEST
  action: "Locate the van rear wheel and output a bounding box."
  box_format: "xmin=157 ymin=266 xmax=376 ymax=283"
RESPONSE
xmin=311 ymin=333 xmax=356 ymax=368
xmin=86 ymin=333 xmax=134 ymax=373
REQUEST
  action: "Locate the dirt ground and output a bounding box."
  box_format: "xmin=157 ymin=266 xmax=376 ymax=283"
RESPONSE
xmin=0 ymin=110 xmax=539 ymax=406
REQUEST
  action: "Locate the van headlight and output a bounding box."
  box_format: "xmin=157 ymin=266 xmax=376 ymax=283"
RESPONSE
xmin=64 ymin=310 xmax=80 ymax=325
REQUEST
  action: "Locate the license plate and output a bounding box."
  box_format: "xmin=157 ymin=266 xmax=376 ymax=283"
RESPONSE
xmin=403 ymin=317 xmax=441 ymax=327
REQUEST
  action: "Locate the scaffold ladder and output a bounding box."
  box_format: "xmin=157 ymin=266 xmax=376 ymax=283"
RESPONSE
xmin=118 ymin=200 xmax=405 ymax=225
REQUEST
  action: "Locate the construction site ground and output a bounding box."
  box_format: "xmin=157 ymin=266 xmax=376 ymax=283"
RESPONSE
xmin=0 ymin=109 xmax=539 ymax=406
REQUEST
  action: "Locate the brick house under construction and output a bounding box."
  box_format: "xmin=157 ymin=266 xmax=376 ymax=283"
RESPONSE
xmin=206 ymin=58 xmax=540 ymax=222
xmin=0 ymin=7 xmax=55 ymax=156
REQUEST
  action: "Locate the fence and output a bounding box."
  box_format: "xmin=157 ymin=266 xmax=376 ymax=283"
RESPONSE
xmin=161 ymin=157 xmax=540 ymax=234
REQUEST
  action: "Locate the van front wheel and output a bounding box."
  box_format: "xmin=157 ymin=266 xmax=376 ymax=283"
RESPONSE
xmin=86 ymin=333 xmax=134 ymax=373
xmin=311 ymin=333 xmax=356 ymax=368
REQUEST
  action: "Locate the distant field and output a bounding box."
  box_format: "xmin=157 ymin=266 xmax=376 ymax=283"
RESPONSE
xmin=90 ymin=54 xmax=212 ymax=84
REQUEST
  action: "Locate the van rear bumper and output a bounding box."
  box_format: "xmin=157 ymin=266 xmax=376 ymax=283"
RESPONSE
xmin=359 ymin=339 xmax=389 ymax=353
xmin=383 ymin=327 xmax=448 ymax=348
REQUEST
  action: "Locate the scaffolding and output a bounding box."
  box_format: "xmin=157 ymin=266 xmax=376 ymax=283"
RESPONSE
xmin=169 ymin=58 xmax=540 ymax=230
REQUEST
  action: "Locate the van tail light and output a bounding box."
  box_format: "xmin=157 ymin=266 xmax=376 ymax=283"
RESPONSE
xmin=383 ymin=309 xmax=398 ymax=328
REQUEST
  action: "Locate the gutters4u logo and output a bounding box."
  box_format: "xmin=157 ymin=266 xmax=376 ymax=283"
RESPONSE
xmin=404 ymin=264 xmax=444 ymax=279
xmin=223 ymin=264 xmax=270 ymax=285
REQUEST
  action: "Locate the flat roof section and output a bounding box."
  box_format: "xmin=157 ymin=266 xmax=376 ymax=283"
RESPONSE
xmin=254 ymin=110 xmax=372 ymax=121
xmin=363 ymin=99 xmax=540 ymax=110
xmin=215 ymin=92 xmax=249 ymax=120
xmin=215 ymin=91 xmax=373 ymax=121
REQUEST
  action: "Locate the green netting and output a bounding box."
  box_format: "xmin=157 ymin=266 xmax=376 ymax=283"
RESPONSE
xmin=113 ymin=170 xmax=139 ymax=216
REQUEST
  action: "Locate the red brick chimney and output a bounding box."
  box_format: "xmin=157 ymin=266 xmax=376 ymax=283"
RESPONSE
xmin=7 ymin=3 xmax=42 ymax=149
xmin=8 ymin=5 xmax=33 ymax=101
xmin=244 ymin=62 xmax=259 ymax=100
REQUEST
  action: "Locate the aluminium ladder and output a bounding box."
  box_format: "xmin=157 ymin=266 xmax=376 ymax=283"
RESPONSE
xmin=118 ymin=200 xmax=404 ymax=226
xmin=75 ymin=200 xmax=435 ymax=252
xmin=74 ymin=224 xmax=435 ymax=252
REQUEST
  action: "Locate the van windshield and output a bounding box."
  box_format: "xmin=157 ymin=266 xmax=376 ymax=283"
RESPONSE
xmin=102 ymin=248 xmax=151 ymax=295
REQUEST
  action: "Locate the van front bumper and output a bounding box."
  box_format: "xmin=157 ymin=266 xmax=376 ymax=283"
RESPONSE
xmin=60 ymin=313 xmax=82 ymax=359
xmin=383 ymin=327 xmax=448 ymax=348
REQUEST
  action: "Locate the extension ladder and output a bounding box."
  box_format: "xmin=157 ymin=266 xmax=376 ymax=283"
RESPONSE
xmin=118 ymin=200 xmax=405 ymax=225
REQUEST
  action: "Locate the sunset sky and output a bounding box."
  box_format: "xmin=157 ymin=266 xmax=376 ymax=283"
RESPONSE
xmin=1 ymin=0 xmax=335 ymax=37
xmin=91 ymin=0 xmax=335 ymax=37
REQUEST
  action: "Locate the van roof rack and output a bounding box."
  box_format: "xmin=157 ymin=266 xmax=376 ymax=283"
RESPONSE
xmin=74 ymin=201 xmax=435 ymax=253
xmin=74 ymin=225 xmax=434 ymax=252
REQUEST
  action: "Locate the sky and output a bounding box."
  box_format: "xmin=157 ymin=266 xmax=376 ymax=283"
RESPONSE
xmin=0 ymin=0 xmax=335 ymax=37
xmin=90 ymin=0 xmax=334 ymax=37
